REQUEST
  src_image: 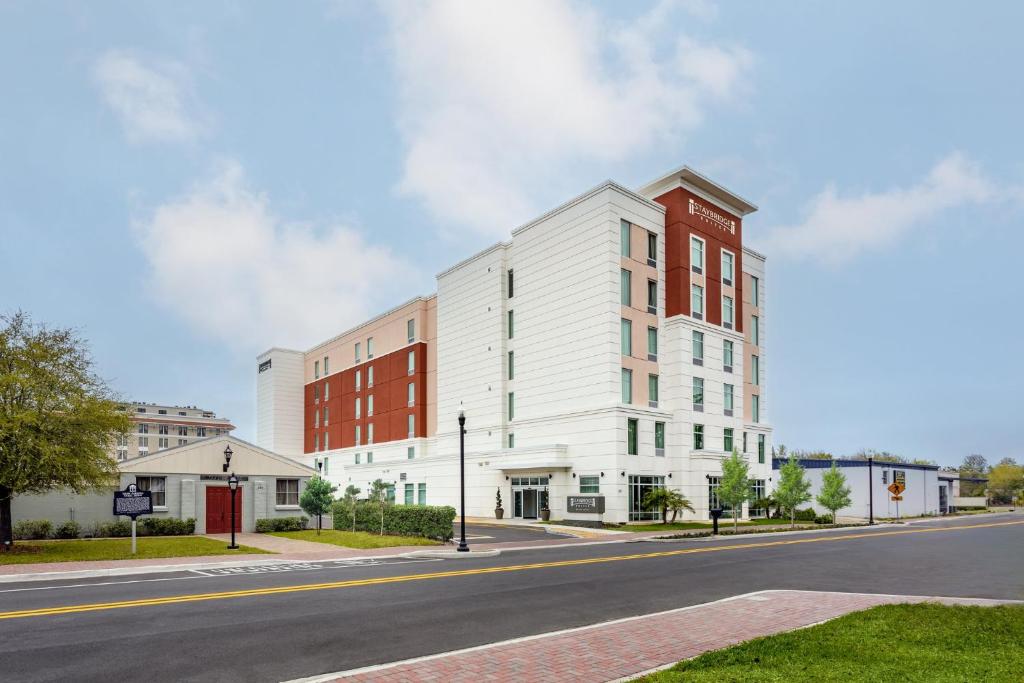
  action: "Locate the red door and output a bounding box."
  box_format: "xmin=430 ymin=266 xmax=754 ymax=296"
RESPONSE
xmin=205 ymin=486 xmax=242 ymax=533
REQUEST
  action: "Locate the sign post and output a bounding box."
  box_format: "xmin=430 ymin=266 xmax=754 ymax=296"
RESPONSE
xmin=887 ymin=482 xmax=906 ymax=522
xmin=113 ymin=483 xmax=152 ymax=554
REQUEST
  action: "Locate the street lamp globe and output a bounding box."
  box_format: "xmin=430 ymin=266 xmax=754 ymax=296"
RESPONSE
xmin=228 ymin=473 xmax=238 ymax=491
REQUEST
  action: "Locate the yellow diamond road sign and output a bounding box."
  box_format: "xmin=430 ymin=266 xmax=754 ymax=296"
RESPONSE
xmin=887 ymin=482 xmax=905 ymax=496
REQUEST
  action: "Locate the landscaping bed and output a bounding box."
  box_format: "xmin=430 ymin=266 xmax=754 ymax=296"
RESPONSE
xmin=0 ymin=537 xmax=269 ymax=564
xmin=653 ymin=522 xmax=865 ymax=539
xmin=635 ymin=603 xmax=1024 ymax=682
xmin=267 ymin=529 xmax=440 ymax=549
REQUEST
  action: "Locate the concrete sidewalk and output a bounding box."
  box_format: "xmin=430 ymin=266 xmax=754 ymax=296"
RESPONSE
xmin=299 ymin=590 xmax=1021 ymax=683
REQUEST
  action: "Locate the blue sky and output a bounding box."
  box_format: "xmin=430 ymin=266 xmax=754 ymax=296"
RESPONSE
xmin=2 ymin=1 xmax=1022 ymax=467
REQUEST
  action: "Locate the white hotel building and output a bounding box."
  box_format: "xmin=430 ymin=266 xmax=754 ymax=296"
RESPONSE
xmin=256 ymin=166 xmax=772 ymax=523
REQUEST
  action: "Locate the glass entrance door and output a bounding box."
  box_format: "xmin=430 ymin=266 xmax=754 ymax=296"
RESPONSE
xmin=511 ymin=476 xmax=550 ymax=518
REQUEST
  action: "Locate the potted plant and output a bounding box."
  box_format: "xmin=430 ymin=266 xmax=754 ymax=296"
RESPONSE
xmin=540 ymin=487 xmax=551 ymax=522
xmin=495 ymin=487 xmax=505 ymax=520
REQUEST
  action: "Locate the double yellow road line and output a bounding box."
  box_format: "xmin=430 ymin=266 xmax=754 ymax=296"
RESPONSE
xmin=2 ymin=519 xmax=1020 ymax=621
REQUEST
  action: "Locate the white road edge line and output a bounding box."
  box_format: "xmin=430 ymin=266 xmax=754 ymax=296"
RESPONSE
xmin=284 ymin=588 xmax=1024 ymax=683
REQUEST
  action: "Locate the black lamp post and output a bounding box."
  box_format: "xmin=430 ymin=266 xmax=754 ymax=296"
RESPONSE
xmin=223 ymin=444 xmax=233 ymax=473
xmin=457 ymin=407 xmax=469 ymax=552
xmin=227 ymin=472 xmax=239 ymax=549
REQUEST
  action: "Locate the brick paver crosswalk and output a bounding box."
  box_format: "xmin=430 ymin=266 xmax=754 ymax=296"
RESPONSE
xmin=315 ymin=590 xmax=1018 ymax=682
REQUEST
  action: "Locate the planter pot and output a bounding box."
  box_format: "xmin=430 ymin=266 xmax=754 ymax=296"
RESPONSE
xmin=540 ymin=508 xmax=551 ymax=522
xmin=495 ymin=508 xmax=505 ymax=520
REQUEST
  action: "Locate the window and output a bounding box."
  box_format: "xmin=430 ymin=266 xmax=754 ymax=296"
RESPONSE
xmin=314 ymin=360 xmax=319 ymax=379
xmin=418 ymin=482 xmax=427 ymax=505
xmin=723 ymin=340 xmax=734 ymax=371
xmin=314 ymin=385 xmax=320 ymax=403
xmin=692 ymin=377 xmax=704 ymax=410
xmin=323 ymin=457 xmax=329 ymax=475
xmin=323 ymin=356 xmax=329 ymax=375
xmin=580 ymin=475 xmax=600 ymax=494
xmin=722 ymin=251 xmax=734 ymax=286
xmin=508 ymin=310 xmax=514 ymax=339
xmin=751 ymin=276 xmax=760 ymax=308
xmin=647 ymin=279 xmax=657 ymax=312
xmin=620 ymin=269 xmax=632 ymax=306
xmin=751 ymin=355 xmax=760 ymax=386
xmin=408 ymin=382 xmax=415 ymax=406
xmin=722 ymin=296 xmax=734 ymax=329
xmin=368 ymin=365 xmax=374 ymax=387
xmin=136 ymin=476 xmax=166 ymax=507
xmin=647 ymin=327 xmax=658 ymax=360
xmin=752 ymin=394 xmax=760 ymax=423
xmin=323 ymin=406 xmax=329 ymax=425
xmin=724 ymin=384 xmax=734 ymax=415
xmin=118 ymin=435 xmax=128 ymax=447
xmin=750 ymin=479 xmax=766 ymax=517
xmin=368 ymin=451 xmax=374 ymax=464
xmin=367 ymin=337 xmax=374 ymax=359
xmin=368 ymin=394 xmax=374 ymax=416
xmin=751 ymin=315 xmax=759 ymax=346
xmin=621 ymin=318 xmax=632 ymax=356
xmin=314 ymin=433 xmax=319 ymax=451
xmin=355 ymin=397 xmax=361 ymax=419
xmin=691 ymin=236 xmax=704 ymax=272
xmin=724 ymin=428 xmax=734 ymax=453
xmin=743 ymin=431 xmax=748 ymax=453
xmin=158 ymin=424 xmax=168 ymax=435
xmin=138 ymin=436 xmax=149 ymax=449
xmin=628 ymin=475 xmax=665 ymax=521
xmin=355 ymin=452 xmax=360 ymax=464
xmin=355 ymin=342 xmax=361 ymax=363
xmin=508 ymin=433 xmax=515 ymax=448
xmin=276 ymin=479 xmax=299 ymax=506
xmin=508 ymin=351 xmax=514 ymax=380
xmin=507 ymin=269 xmax=514 ymax=298
xmin=627 ymin=418 xmax=638 ymax=455
xmin=324 ymin=381 xmax=329 ymax=401
xmin=405 ymin=483 xmax=414 ymax=505
xmin=368 ymin=422 xmax=374 ymax=444
xmin=407 ymin=414 xmax=414 ymax=438
xmin=758 ymin=434 xmax=766 ymax=464
xmin=408 ymin=446 xmax=415 ymax=460
xmin=508 ymin=392 xmax=515 ymax=420
xmin=692 ymin=330 xmax=704 ymax=364
xmin=693 ymin=424 xmax=705 ymax=450
xmin=158 ymin=409 xmax=167 ymax=415
xmin=138 ymin=423 xmax=149 ymax=434
xmin=648 ymin=374 xmax=659 ymax=407
xmin=355 ymin=425 xmax=361 ymax=445
xmin=158 ymin=437 xmax=168 ymax=450
xmin=407 ymin=318 xmax=415 ymax=343
xmin=655 ymin=422 xmax=665 ymax=456
xmin=177 ymin=439 xmax=186 ymax=447
xmin=408 ymin=350 xmax=415 ymax=375
xmin=355 ymin=369 xmax=362 ymax=390
xmin=691 ymin=284 xmax=704 ymax=319
xmin=196 ymin=427 xmax=206 ymax=437
xmin=324 ymin=432 xmax=329 ymax=450
xmin=621 ymin=368 xmax=633 ymax=404
xmin=620 ymin=219 xmax=631 ymax=257
xmin=117 ymin=450 xmax=128 ymax=462
xmin=647 ymin=231 xmax=657 ymax=263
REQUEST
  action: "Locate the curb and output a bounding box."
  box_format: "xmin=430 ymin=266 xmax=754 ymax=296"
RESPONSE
xmin=403 ymin=549 xmax=502 ymax=559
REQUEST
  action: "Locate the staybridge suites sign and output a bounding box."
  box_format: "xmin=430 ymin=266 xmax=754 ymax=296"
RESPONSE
xmin=566 ymin=495 xmax=605 ymax=514
xmin=688 ymin=197 xmax=736 ymax=235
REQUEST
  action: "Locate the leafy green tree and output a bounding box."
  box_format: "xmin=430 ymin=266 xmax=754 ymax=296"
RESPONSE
xmin=369 ymin=478 xmax=390 ymax=535
xmin=642 ymin=488 xmax=694 ymax=524
xmin=775 ymin=456 xmax=813 ymax=528
xmin=299 ymin=476 xmax=337 ymax=535
xmin=0 ymin=312 xmax=131 ymax=550
xmin=718 ymin=449 xmax=752 ymax=531
xmin=340 ymin=484 xmax=361 ymax=532
xmin=958 ymin=454 xmax=988 ymax=497
xmin=987 ymin=459 xmax=1023 ymax=505
xmin=816 ymin=462 xmax=852 ymax=524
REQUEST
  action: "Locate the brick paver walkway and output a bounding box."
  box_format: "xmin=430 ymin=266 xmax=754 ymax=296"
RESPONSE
xmin=317 ymin=590 xmax=1018 ymax=682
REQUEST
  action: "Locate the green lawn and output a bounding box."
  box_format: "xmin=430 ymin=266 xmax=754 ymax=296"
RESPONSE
xmin=636 ymin=603 xmax=1024 ymax=682
xmin=0 ymin=537 xmax=269 ymax=564
xmin=268 ymin=529 xmax=441 ymax=549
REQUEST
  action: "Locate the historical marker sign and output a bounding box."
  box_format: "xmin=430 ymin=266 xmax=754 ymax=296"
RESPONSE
xmin=566 ymin=495 xmax=605 ymax=514
xmin=113 ymin=483 xmax=152 ymax=518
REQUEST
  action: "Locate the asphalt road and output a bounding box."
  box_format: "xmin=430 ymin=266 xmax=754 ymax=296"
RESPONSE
xmin=1 ymin=513 xmax=1021 ymax=682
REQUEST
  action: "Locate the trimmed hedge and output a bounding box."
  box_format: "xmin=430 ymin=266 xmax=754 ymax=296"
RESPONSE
xmin=90 ymin=520 xmax=132 ymax=538
xmin=255 ymin=516 xmax=308 ymax=533
xmin=53 ymin=521 xmax=82 ymax=539
xmin=139 ymin=517 xmax=195 ymax=536
xmin=331 ymin=501 xmax=455 ymax=541
xmin=13 ymin=520 xmax=52 ymax=540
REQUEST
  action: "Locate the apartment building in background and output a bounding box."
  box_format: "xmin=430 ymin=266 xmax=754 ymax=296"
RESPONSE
xmin=116 ymin=402 xmax=236 ymax=461
xmin=256 ymin=165 xmax=772 ymax=523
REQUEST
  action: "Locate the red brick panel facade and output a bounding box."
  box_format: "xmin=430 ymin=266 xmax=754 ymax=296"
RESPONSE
xmin=656 ymin=187 xmax=744 ymax=333
xmin=304 ymin=343 xmax=428 ymax=454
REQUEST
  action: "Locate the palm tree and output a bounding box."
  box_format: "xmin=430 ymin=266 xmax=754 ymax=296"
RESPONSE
xmin=643 ymin=488 xmax=695 ymax=524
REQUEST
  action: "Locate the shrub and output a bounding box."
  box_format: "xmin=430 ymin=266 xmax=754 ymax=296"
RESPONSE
xmin=793 ymin=508 xmax=818 ymax=522
xmin=13 ymin=520 xmax=52 ymax=540
xmin=814 ymin=515 xmax=833 ymax=525
xmin=139 ymin=517 xmax=195 ymax=536
xmin=53 ymin=521 xmax=82 ymax=539
xmin=92 ymin=520 xmax=132 ymax=537
xmin=331 ymin=501 xmax=455 ymax=541
xmin=255 ymin=516 xmax=308 ymax=533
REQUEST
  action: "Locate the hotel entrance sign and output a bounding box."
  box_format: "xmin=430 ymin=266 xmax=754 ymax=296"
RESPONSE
xmin=566 ymin=496 xmax=605 ymax=514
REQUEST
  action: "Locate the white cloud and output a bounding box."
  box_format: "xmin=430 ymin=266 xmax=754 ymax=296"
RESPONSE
xmin=762 ymin=153 xmax=996 ymax=265
xmin=381 ymin=0 xmax=753 ymax=237
xmin=93 ymin=50 xmax=205 ymax=143
xmin=137 ymin=161 xmax=415 ymax=351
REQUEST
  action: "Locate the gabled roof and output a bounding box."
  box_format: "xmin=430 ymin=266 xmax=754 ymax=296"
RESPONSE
xmin=119 ymin=434 xmax=315 ymax=476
